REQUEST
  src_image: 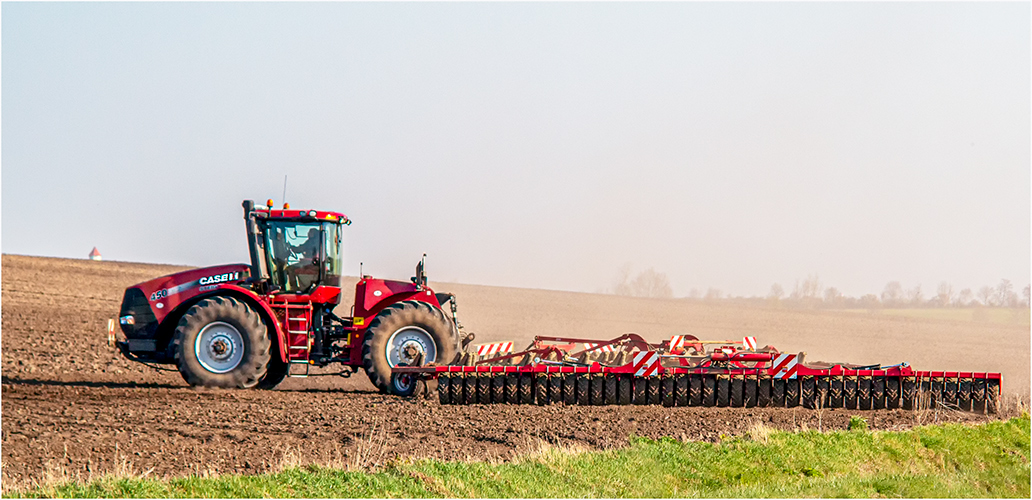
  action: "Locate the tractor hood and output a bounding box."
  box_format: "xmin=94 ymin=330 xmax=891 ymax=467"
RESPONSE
xmin=120 ymin=264 xmax=251 ymax=327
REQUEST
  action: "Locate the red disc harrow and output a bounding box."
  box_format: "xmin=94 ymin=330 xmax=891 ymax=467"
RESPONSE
xmin=394 ymin=334 xmax=1002 ymax=412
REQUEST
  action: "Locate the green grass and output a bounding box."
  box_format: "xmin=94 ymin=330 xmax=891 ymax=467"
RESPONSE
xmin=9 ymin=416 xmax=1029 ymax=498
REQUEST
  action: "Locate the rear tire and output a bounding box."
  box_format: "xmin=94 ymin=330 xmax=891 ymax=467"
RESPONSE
xmin=173 ymin=296 xmax=270 ymax=388
xmin=362 ymin=300 xmax=457 ymax=394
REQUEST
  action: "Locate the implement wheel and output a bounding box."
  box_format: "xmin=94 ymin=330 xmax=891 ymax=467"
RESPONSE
xmin=549 ymin=375 xmax=563 ymax=404
xmin=463 ymin=376 xmax=476 ymax=404
xmin=773 ymin=378 xmax=786 ymax=407
xmin=492 ymin=375 xmax=506 ymax=404
xmin=801 ymin=376 xmax=816 ymax=409
xmin=632 ymin=377 xmax=647 ymax=405
xmin=730 ymin=376 xmax=744 ymax=407
xmin=716 ymin=377 xmax=730 ymax=407
xmin=618 ymin=376 xmax=632 ymax=405
xmin=535 ymin=375 xmax=549 ymax=405
xmin=689 ymin=375 xmax=703 ymax=406
xmin=519 ymin=374 xmax=534 ymax=404
xmin=859 ymin=377 xmax=872 ymax=410
xmin=449 ymin=375 xmax=463 ymax=403
xmin=647 ymin=378 xmax=661 ymax=405
xmin=757 ymin=377 xmax=772 ymax=407
xmin=578 ymin=375 xmax=591 ymax=405
xmin=886 ymin=377 xmax=901 ymax=409
xmin=505 ymin=374 xmax=519 ymax=404
xmin=605 ymin=375 xmax=618 ymax=405
xmin=745 ymin=377 xmax=757 ymax=408
xmin=703 ymin=376 xmax=716 ymax=406
xmin=563 ymin=374 xmax=577 ymax=405
xmin=477 ymin=376 xmax=491 ymax=404
xmin=675 ymin=375 xmax=689 ymax=407
xmin=844 ymin=377 xmax=858 ymax=410
xmin=786 ymin=379 xmax=800 ymax=408
xmin=592 ymin=376 xmax=605 ymax=405
xmin=872 ymin=377 xmax=886 ymax=409
xmin=958 ymin=378 xmax=972 ymax=411
xmin=971 ymin=378 xmax=986 ymax=414
xmin=662 ymin=377 xmax=675 ymax=407
xmin=830 ymin=376 xmax=844 ymax=408
xmin=438 ymin=375 xmax=452 ymax=404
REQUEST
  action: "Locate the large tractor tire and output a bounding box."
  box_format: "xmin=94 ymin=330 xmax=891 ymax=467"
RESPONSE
xmin=258 ymin=358 xmax=289 ymax=390
xmin=362 ymin=300 xmax=457 ymax=395
xmin=172 ymin=296 xmax=271 ymax=388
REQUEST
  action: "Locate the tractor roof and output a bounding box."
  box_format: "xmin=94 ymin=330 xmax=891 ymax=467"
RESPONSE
xmin=254 ymin=207 xmax=351 ymax=225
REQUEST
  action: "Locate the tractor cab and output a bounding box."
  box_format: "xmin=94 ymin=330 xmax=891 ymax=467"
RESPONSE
xmin=243 ymin=200 xmax=350 ymax=295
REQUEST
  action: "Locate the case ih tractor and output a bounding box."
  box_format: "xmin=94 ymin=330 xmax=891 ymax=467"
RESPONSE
xmin=109 ymin=199 xmax=463 ymax=394
xmin=110 ymin=199 xmax=1003 ymax=412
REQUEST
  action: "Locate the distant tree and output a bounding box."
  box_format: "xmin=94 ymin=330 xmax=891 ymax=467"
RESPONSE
xmin=995 ymin=279 xmax=1015 ymax=307
xmin=704 ymin=288 xmax=723 ymax=301
xmin=957 ymin=288 xmax=974 ymax=307
xmin=859 ymin=294 xmax=881 ymax=309
xmin=1024 ymin=285 xmax=1031 ymax=307
xmin=688 ymin=288 xmax=702 ymax=299
xmin=612 ymin=265 xmax=673 ymax=299
xmin=768 ymin=283 xmax=784 ymax=300
xmin=881 ymin=281 xmax=903 ymax=306
xmin=798 ymin=275 xmax=821 ymax=300
xmin=978 ymin=286 xmax=994 ymax=306
xmin=904 ymin=285 xmax=923 ymax=307
xmin=612 ymin=263 xmax=633 ymax=296
xmin=823 ymin=287 xmax=844 ymax=307
xmin=935 ymin=282 xmax=954 ymax=307
xmin=629 ymin=268 xmax=673 ymax=299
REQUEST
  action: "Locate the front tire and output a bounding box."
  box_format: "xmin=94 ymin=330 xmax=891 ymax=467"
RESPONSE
xmin=173 ymin=296 xmax=270 ymax=388
xmin=362 ymin=300 xmax=457 ymax=394
xmin=258 ymin=358 xmax=289 ymax=389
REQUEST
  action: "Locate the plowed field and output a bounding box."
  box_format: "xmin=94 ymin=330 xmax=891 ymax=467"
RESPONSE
xmin=2 ymin=255 xmax=1025 ymax=485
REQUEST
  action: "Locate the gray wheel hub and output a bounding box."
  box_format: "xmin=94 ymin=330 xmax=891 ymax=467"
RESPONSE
xmin=195 ymin=321 xmax=245 ymax=373
xmin=385 ymin=326 xmax=437 ymax=367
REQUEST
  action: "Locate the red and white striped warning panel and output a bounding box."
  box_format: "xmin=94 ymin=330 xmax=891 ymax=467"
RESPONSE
xmin=743 ymin=336 xmax=757 ymax=351
xmin=669 ymin=335 xmax=687 ymax=353
xmin=771 ymin=353 xmax=799 ymax=379
xmin=583 ymin=342 xmax=616 ymax=353
xmin=633 ymin=351 xmax=661 ymax=377
xmin=475 ymin=341 xmax=514 ymax=356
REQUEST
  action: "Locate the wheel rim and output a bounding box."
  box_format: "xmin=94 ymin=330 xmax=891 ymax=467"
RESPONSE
xmin=385 ymin=326 xmax=437 ymax=368
xmin=194 ymin=321 xmax=245 ymax=374
xmin=392 ymin=369 xmax=415 ymax=394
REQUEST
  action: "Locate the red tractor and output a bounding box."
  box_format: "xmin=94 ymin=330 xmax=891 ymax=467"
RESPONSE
xmin=109 ymin=199 xmax=465 ymax=394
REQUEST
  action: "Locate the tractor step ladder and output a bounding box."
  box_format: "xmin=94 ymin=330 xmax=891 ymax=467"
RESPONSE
xmin=274 ymin=302 xmax=313 ymax=378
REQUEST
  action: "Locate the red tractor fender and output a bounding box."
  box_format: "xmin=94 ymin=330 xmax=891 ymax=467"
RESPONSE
xmin=353 ymin=278 xmax=443 ymax=324
xmin=205 ymin=284 xmax=289 ymax=363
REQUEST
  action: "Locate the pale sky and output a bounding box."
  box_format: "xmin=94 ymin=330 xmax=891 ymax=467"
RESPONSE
xmin=3 ymin=2 xmax=1029 ymax=298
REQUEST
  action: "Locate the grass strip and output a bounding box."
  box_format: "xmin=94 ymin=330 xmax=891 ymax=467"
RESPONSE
xmin=9 ymin=416 xmax=1029 ymax=498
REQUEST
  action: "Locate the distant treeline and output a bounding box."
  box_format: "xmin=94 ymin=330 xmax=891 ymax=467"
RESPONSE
xmin=611 ymin=268 xmax=1030 ymax=309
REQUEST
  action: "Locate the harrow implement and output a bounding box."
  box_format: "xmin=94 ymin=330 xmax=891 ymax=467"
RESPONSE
xmin=393 ymin=334 xmax=1002 ymax=413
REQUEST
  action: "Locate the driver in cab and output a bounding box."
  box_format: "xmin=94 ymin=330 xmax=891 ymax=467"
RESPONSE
xmin=288 ymin=227 xmax=322 ymax=275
